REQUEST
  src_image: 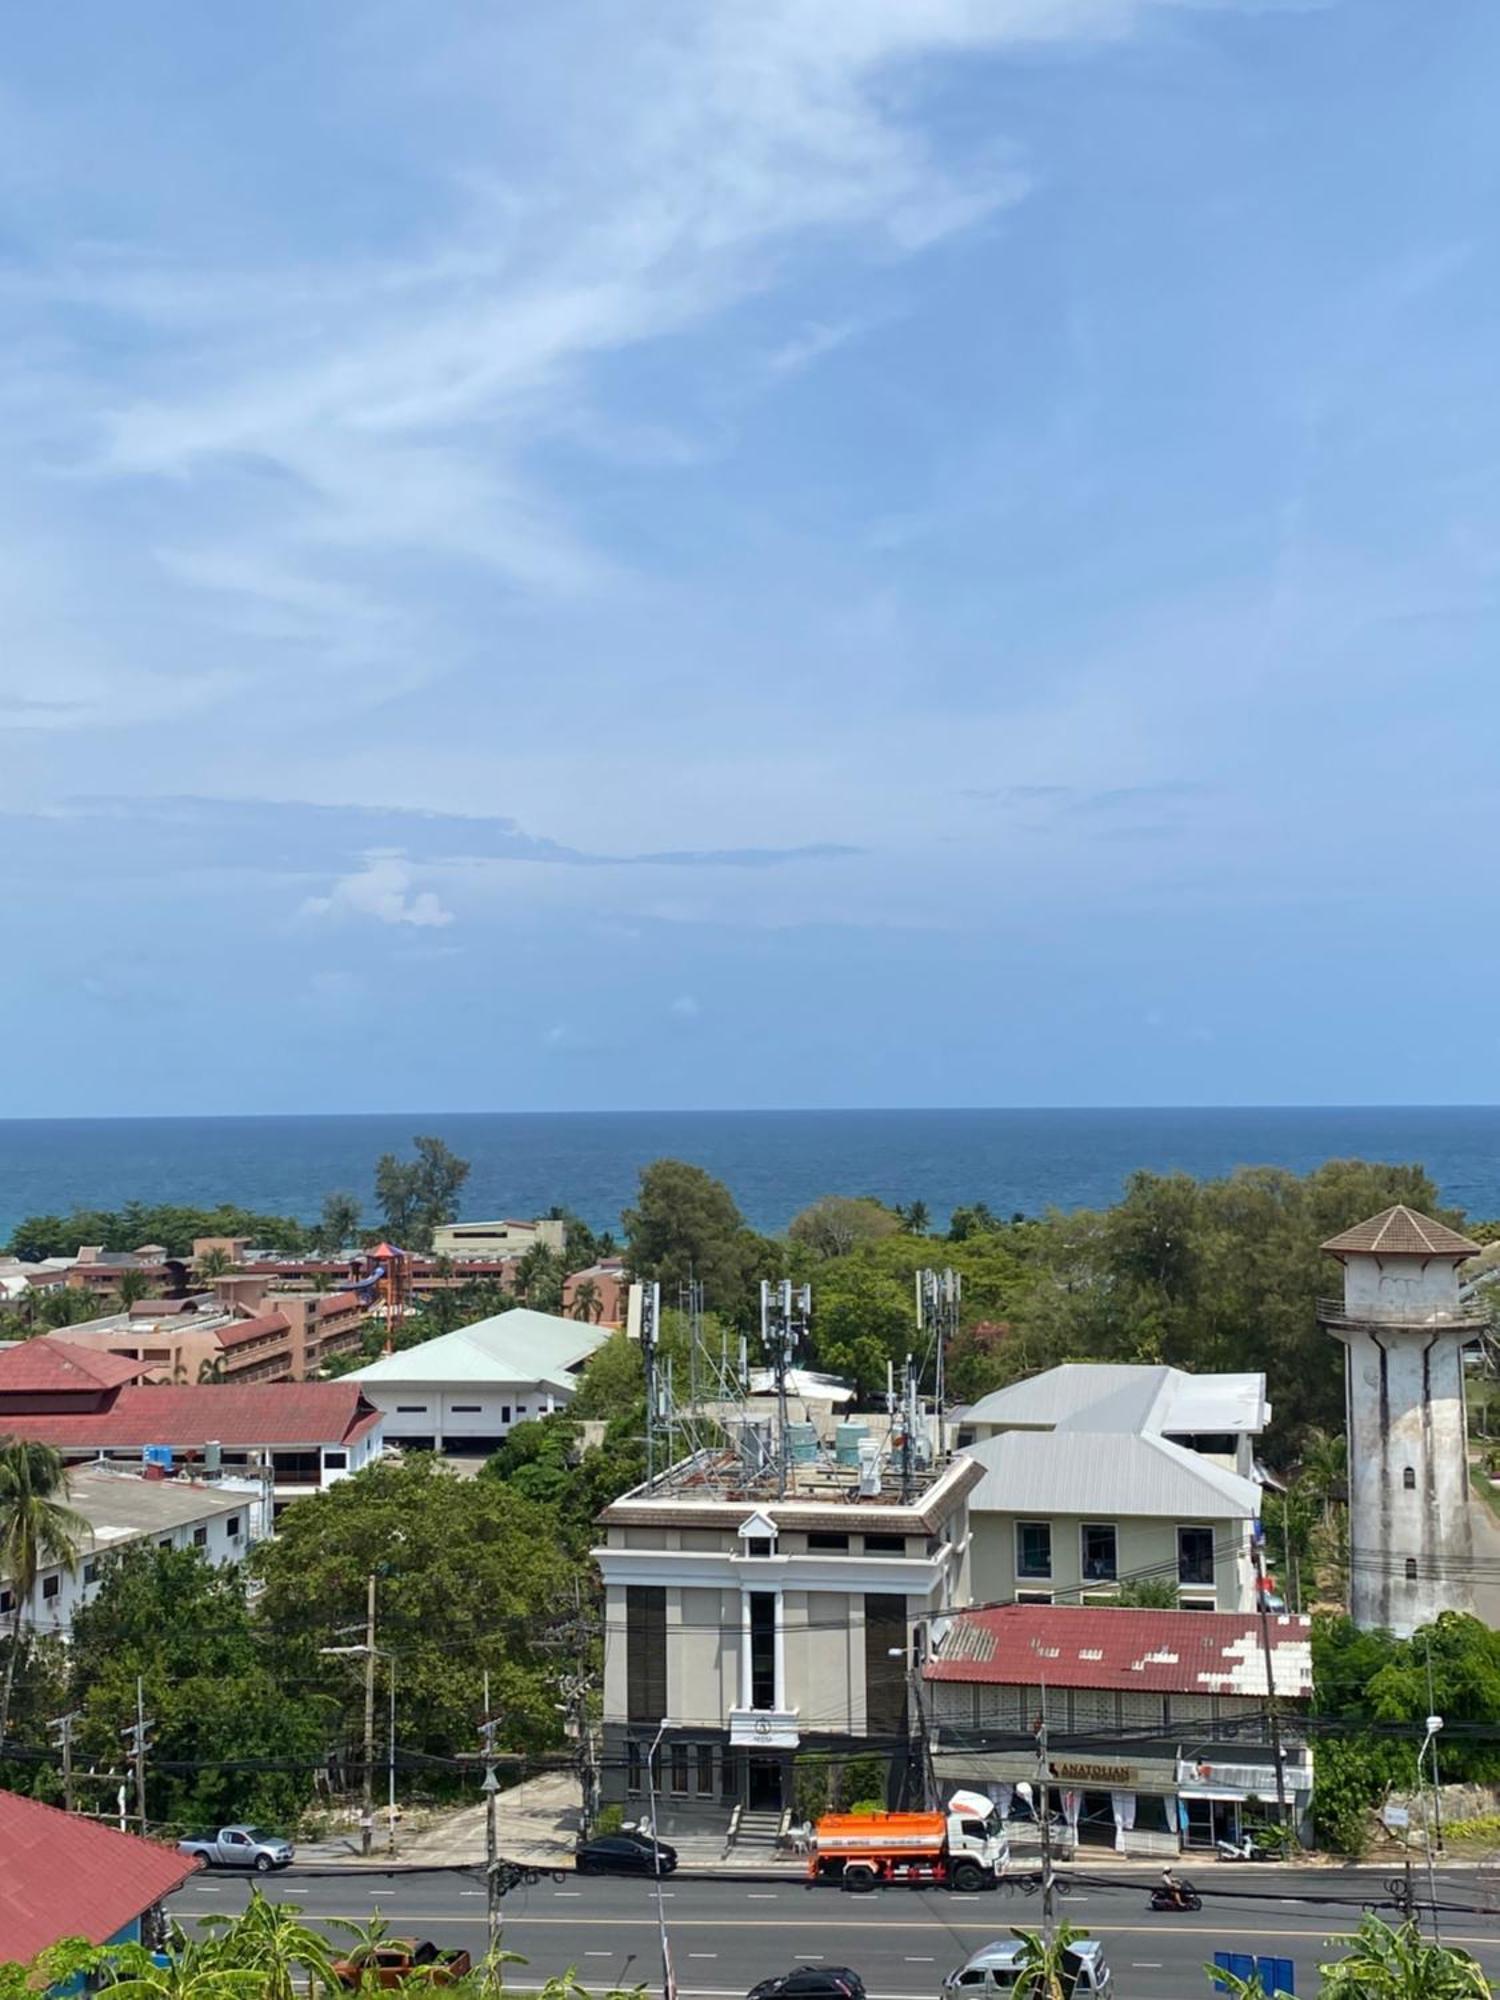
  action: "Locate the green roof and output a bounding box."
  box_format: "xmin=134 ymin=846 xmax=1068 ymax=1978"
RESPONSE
xmin=347 ymin=1308 xmax=609 ymax=1394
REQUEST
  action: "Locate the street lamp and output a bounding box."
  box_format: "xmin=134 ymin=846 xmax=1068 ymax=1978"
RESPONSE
xmin=1417 ymin=1712 xmax=1444 ymax=1944
xmin=644 ymin=1719 xmax=677 ymax=2000
xmin=321 ymin=1641 xmax=398 ymax=1857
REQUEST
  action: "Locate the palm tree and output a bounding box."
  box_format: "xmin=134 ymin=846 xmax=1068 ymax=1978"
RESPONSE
xmin=201 ymin=1888 xmax=336 ymax=2000
xmin=1009 ymin=1923 xmax=1093 ymax=2000
xmin=1317 ymin=1915 xmax=1491 ymax=1997
xmin=117 ymin=1269 xmax=153 ymax=1310
xmin=197 ymin=1354 xmax=228 ymax=1384
xmin=196 ymin=1250 xmax=234 ymax=1281
xmin=0 ymin=1439 xmax=87 ymax=1750
xmin=570 ymin=1279 xmax=602 ymax=1324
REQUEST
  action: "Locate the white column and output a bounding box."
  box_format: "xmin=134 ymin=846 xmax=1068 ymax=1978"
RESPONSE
xmin=740 ymin=1591 xmax=753 ymax=1709
xmin=773 ymin=1592 xmax=786 ymax=1712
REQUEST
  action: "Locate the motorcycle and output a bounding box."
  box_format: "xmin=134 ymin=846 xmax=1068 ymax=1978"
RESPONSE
xmin=1149 ymin=1882 xmax=1203 ymax=1913
xmin=1216 ymin=1836 xmax=1273 ymax=1862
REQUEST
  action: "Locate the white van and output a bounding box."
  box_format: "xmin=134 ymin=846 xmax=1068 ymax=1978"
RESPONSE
xmin=942 ymin=1939 xmax=1113 ymax=1997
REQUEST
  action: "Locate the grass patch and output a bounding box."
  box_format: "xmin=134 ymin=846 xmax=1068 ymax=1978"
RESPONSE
xmin=1469 ymin=1465 xmax=1500 ymax=1522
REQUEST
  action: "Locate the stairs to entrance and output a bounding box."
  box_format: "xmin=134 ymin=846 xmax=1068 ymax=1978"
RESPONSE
xmin=732 ymin=1808 xmax=785 ymax=1852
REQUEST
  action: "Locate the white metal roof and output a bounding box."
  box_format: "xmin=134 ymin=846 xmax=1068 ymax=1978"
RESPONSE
xmin=963 ymin=1363 xmax=1268 ymax=1438
xmin=347 ymin=1307 xmax=608 ymax=1393
xmin=962 ymin=1428 xmax=1262 ymax=1520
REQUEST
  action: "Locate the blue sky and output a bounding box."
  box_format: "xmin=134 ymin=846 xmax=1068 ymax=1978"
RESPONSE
xmin=3 ymin=0 xmax=1497 ymax=1115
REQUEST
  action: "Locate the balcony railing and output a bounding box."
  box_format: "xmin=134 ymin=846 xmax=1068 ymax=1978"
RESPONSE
xmin=1318 ymin=1296 xmax=1488 ymax=1330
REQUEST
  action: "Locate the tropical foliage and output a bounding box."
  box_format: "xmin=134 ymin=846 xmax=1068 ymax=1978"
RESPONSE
xmin=1316 ymin=1913 xmax=1491 ymax=1997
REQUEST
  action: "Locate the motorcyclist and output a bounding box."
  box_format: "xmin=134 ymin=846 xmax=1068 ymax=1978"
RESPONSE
xmin=1159 ymin=1865 xmax=1188 ymax=1909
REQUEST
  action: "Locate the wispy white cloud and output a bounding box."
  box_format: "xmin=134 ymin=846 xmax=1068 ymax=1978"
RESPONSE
xmin=300 ymin=854 xmax=455 ymax=930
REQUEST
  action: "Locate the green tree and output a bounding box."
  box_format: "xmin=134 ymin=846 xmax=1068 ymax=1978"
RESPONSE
xmin=117 ymin=1269 xmax=153 ymax=1309
xmin=0 ymin=1441 xmax=85 ymax=1750
xmin=1114 ymin=1578 xmax=1179 ymax=1608
xmin=253 ymin=1456 xmax=574 ymax=1767
xmin=373 ymin=1137 xmax=471 ymax=1251
xmin=811 ymin=1266 xmax=915 ymax=1394
xmin=788 ymin=1196 xmax=900 ymax=1260
xmin=195 ymin=1249 xmax=234 ymax=1280
xmin=515 ymin=1242 xmax=567 ymax=1314
xmin=69 ymin=1543 xmax=328 ymax=1831
xmin=317 ymin=1190 xmax=362 ymax=1255
xmin=570 ymin=1278 xmax=603 ymax=1323
xmin=201 ymin=1891 xmax=335 ymax=2000
xmin=624 ymin=1160 xmax=763 ymax=1320
xmin=896 ymin=1200 xmax=930 ymax=1236
xmin=1317 ymin=1914 xmax=1490 ymax=1997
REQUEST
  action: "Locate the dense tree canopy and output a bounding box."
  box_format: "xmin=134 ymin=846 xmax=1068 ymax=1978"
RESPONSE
xmin=372 ymin=1137 xmax=471 ymax=1251
xmin=787 ymin=1195 xmax=900 ymax=1260
xmin=623 ymin=1159 xmax=769 ymax=1321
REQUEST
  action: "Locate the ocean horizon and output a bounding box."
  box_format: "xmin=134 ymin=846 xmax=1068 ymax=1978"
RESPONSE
xmin=1 ymin=1105 xmax=1497 ymax=1243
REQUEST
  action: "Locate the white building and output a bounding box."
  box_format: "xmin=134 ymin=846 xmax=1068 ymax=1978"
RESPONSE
xmin=959 ymin=1365 xmax=1269 ymax=1613
xmin=347 ymin=1307 xmax=609 ymax=1453
xmin=430 ymin=1218 xmax=567 ymax=1260
xmin=0 ymin=1465 xmax=266 ymax=1638
xmin=1319 ymin=1204 xmax=1482 ymax=1637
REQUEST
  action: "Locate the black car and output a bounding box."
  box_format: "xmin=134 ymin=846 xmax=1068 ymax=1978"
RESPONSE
xmin=748 ymin=1971 xmax=865 ymax=2000
xmin=574 ymin=1829 xmax=679 ymax=1877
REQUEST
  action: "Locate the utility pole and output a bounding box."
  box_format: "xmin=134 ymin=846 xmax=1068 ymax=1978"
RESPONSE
xmin=387 ymin=1661 xmax=398 ymax=1858
xmin=49 ymin=1710 xmax=81 ymax=1815
xmin=1425 ymin=1634 xmax=1445 ymax=1855
xmin=478 ymin=1678 xmax=504 ymax=1979
xmin=121 ymin=1679 xmax=153 ymax=1836
xmin=1250 ymin=1529 xmax=1290 ymax=1827
xmin=362 ymin=1572 xmax=377 ymax=1857
xmin=645 ymin=1719 xmax=677 ymax=2000
xmin=1035 ymin=1681 xmax=1055 ymax=1947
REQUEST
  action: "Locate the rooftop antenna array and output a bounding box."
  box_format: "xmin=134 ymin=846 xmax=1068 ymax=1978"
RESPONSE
xmin=916 ymin=1266 xmax=962 ymax=1459
xmin=761 ymin=1278 xmax=812 ymax=1497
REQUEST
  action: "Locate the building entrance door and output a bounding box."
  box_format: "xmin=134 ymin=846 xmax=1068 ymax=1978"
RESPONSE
xmin=747 ymin=1756 xmax=783 ymax=1811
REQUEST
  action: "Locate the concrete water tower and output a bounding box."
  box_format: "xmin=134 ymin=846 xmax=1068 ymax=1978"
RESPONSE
xmin=1319 ymin=1205 xmax=1483 ymax=1637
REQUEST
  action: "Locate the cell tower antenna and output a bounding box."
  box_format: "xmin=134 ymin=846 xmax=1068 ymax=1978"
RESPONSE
xmin=917 ymin=1266 xmax=961 ymax=1461
xmin=630 ymin=1279 xmax=662 ymax=1487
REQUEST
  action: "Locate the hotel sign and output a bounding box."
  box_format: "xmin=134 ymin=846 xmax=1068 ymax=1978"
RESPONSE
xmin=1049 ymin=1760 xmax=1134 ymax=1785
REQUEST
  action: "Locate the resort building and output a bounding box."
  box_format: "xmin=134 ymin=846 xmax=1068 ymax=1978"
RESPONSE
xmin=430 ymin=1217 xmax=567 ymax=1259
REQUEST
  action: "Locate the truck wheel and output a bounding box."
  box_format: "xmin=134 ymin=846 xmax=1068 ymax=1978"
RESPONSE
xmin=255 ymin=1855 xmax=274 ymax=1874
xmin=842 ymin=1865 xmax=876 ymax=1894
xmin=950 ymin=1861 xmax=984 ymax=1893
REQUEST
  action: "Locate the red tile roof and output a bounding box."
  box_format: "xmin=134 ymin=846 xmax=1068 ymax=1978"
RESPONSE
xmin=0 ymin=1337 xmax=147 ymax=1394
xmin=924 ymin=1605 xmax=1313 ymax=1700
xmin=215 ymin=1311 xmax=292 ymax=1350
xmin=0 ymin=1381 xmax=381 ymax=1450
xmin=0 ymin=1788 xmax=199 ymax=1960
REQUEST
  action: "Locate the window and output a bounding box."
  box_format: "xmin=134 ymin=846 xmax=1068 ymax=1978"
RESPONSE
xmin=515 ymin=1406 xmax=527 ymax=1416
xmin=863 ymin=1533 xmax=905 ymax=1554
xmin=0 ymin=1589 xmax=11 ymax=1614
xmin=1403 ymin=1466 xmax=1417 ymax=1491
xmin=1178 ymin=1526 xmax=1215 ymax=1586
xmin=83 ymin=1560 xmax=98 ymax=1585
xmin=1016 ymin=1522 xmax=1051 ymax=1579
xmin=1081 ymin=1524 xmax=1117 ymax=1582
xmin=1015 ymin=1590 xmax=1053 ymax=1606
xmin=626 ymin=1586 xmax=667 ymax=1724
xmin=749 ymin=1592 xmax=777 ymax=1710
xmin=1179 ymin=1597 xmax=1217 ymax=1613
xmin=42 ymin=1575 xmax=60 ymax=1601
xmin=323 ymin=1450 xmax=348 ymax=1471
xmin=158 ymin=1538 xmax=173 ymax=1551
xmin=807 ymin=1532 xmax=849 ymax=1552
xmin=451 ymin=1405 xmax=483 ymax=1414
xmin=193 ymin=1525 xmax=208 ymax=1547
xmin=627 ymin=1742 xmax=642 ymax=1794
xmin=697 ymin=1744 xmax=715 ymax=1795
xmin=744 ymin=1537 xmax=774 ymax=1558
xmin=864 ymin=1593 xmax=907 ymax=1739
xmin=226 ymin=1516 xmax=241 ymax=1538
xmin=670 ymin=1744 xmax=689 ymax=1794
xmin=396 ymin=1405 xmax=428 ymax=1414
xmin=1405 ymin=1558 xmax=1418 ymax=1581
xmin=501 ymin=1407 xmax=511 ymax=1424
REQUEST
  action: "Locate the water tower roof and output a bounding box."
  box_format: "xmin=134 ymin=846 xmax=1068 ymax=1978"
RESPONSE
xmin=1321 ymin=1204 xmax=1480 ymax=1258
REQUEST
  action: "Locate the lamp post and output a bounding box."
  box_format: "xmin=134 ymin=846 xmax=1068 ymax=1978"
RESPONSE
xmin=1417 ymin=1712 xmax=1444 ymax=1945
xmin=644 ymin=1719 xmax=677 ymax=2000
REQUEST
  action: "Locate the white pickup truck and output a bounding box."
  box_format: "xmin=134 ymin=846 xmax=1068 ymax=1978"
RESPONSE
xmin=177 ymin=1825 xmax=295 ymax=1872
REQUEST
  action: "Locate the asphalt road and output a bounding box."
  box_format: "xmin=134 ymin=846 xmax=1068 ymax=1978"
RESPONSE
xmin=169 ymin=1863 xmax=1500 ymax=2000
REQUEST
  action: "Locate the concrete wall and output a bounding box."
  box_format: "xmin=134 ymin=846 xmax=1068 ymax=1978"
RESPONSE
xmin=969 ymin=1509 xmax=1253 ymax=1611
xmin=1342 ymin=1250 xmax=1464 ymax=1320
xmin=1341 ymin=1324 xmax=1472 ymax=1635
xmin=365 ymin=1382 xmax=567 ymax=1448
xmin=7 ymin=1498 xmax=261 ymax=1638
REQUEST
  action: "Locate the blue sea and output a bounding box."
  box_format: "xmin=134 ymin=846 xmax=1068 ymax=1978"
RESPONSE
xmin=0 ymin=1107 xmax=1497 ymax=1242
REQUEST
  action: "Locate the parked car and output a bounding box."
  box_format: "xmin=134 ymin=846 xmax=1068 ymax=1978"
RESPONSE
xmin=943 ymin=1939 xmax=1112 ymax=1996
xmin=574 ymin=1829 xmax=678 ymax=1876
xmin=747 ymin=1969 xmax=866 ymax=2000
xmin=331 ymin=1942 xmax=472 ymax=1989
xmin=176 ymin=1826 xmax=295 ymax=1872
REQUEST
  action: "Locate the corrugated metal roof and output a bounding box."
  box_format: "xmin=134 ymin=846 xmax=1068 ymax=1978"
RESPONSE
xmin=0 ymin=1382 xmax=381 ymax=1450
xmin=348 ymin=1307 xmax=608 ymax=1393
xmin=962 ymin=1429 xmax=1260 ymax=1519
xmin=1321 ymin=1204 xmax=1480 ymax=1257
xmin=0 ymin=1337 xmax=147 ymax=1393
xmin=925 ymin=1604 xmax=1312 ymax=1698
xmin=963 ymin=1363 xmax=1267 ymax=1438
xmin=0 ymin=1788 xmax=200 ymax=1960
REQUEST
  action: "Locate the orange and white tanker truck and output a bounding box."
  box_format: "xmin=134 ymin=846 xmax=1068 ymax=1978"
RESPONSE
xmin=807 ymin=1790 xmax=1009 ymax=1892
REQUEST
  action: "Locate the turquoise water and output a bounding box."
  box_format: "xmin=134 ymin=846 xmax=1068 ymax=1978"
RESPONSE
xmin=0 ymin=1106 xmax=1496 ymax=1240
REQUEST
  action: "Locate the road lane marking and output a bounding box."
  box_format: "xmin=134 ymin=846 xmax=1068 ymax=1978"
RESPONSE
xmin=747 ymin=1893 xmax=778 ymax=1900
xmin=903 ymin=1957 xmax=934 ymax=1963
xmin=689 ymin=1953 xmax=717 ymax=1959
xmin=553 ymin=1891 xmax=581 ymax=1897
